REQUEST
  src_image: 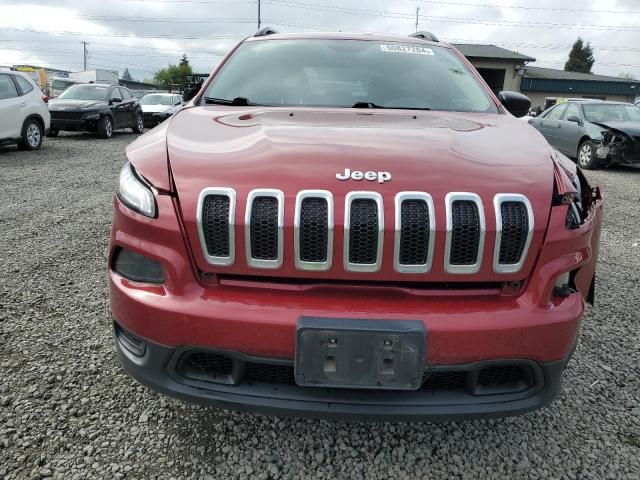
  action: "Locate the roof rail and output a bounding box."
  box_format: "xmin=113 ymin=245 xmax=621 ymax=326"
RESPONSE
xmin=409 ymin=31 xmax=439 ymax=42
xmin=254 ymin=27 xmax=279 ymax=37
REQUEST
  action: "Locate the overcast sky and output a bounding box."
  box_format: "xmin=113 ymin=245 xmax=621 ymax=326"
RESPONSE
xmin=1 ymin=0 xmax=639 ymax=81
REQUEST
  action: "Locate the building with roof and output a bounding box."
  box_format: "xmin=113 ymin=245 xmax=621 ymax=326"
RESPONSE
xmin=452 ymin=44 xmax=535 ymax=94
xmin=521 ymin=66 xmax=640 ymax=110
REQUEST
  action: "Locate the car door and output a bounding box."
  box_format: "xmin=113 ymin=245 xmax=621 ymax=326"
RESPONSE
xmin=109 ymin=87 xmax=125 ymax=128
xmin=0 ymin=74 xmax=23 ymax=140
xmin=532 ymin=103 xmax=567 ymax=149
xmin=555 ymin=102 xmax=584 ymax=156
xmin=119 ymin=88 xmax=135 ymax=126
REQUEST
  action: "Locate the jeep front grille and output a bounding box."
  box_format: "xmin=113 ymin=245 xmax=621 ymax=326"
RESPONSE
xmin=196 ymin=189 xmax=534 ymax=275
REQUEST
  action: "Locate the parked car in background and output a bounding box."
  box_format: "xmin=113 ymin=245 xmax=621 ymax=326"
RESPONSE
xmin=151 ymin=102 xmax=182 ymax=125
xmin=47 ymin=77 xmax=77 ymax=99
xmin=48 ymin=84 xmax=144 ymax=139
xmin=0 ymin=70 xmax=50 ymax=150
xmin=140 ymin=93 xmax=183 ymax=127
xmin=110 ymin=30 xmax=603 ymax=421
xmin=528 ymin=100 xmax=640 ymax=169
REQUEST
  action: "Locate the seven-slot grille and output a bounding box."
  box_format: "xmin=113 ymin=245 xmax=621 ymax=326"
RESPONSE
xmin=197 ymin=189 xmax=534 ymax=275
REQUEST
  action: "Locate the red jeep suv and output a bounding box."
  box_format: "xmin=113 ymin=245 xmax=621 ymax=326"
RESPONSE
xmin=109 ymin=30 xmax=603 ymax=420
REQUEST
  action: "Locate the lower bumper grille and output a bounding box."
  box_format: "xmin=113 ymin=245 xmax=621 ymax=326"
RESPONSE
xmin=175 ymin=350 xmax=534 ymax=395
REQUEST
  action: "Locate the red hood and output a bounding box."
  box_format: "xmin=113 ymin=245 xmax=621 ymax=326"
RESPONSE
xmin=159 ymin=106 xmax=555 ymax=281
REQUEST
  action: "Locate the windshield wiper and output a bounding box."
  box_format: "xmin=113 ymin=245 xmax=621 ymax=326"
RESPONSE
xmin=352 ymin=101 xmax=431 ymax=111
xmin=204 ymin=96 xmax=266 ymax=106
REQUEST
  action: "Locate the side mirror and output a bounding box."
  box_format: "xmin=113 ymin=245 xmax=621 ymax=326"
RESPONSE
xmin=567 ymin=115 xmax=582 ymax=124
xmin=110 ymin=97 xmax=122 ymax=104
xmin=497 ymin=91 xmax=531 ymax=118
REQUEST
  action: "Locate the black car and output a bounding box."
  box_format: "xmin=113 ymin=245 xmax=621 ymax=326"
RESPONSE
xmin=48 ymin=84 xmax=144 ymax=139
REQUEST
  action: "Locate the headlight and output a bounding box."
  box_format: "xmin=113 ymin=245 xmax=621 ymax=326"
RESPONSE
xmin=117 ymin=162 xmax=157 ymax=217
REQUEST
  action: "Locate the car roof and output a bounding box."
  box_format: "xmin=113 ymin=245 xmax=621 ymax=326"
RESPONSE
xmin=244 ymin=31 xmax=446 ymax=48
xmin=570 ymin=100 xmax=632 ymax=106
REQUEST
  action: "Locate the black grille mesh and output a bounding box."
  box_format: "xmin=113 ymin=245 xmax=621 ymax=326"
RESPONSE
xmin=450 ymin=201 xmax=480 ymax=265
xmin=244 ymin=363 xmax=296 ymax=385
xmin=349 ymin=199 xmax=379 ymax=264
xmin=51 ymin=111 xmax=84 ymax=120
xmin=399 ymin=200 xmax=430 ymax=265
xmin=174 ymin=351 xmax=532 ymax=393
xmin=250 ymin=196 xmax=279 ymax=260
xmin=478 ymin=365 xmax=527 ymax=386
xmin=201 ymin=195 xmax=230 ymax=257
xmin=178 ymin=352 xmax=233 ymax=382
xmin=499 ymin=202 xmax=528 ymax=265
xmin=299 ymin=198 xmax=328 ymax=263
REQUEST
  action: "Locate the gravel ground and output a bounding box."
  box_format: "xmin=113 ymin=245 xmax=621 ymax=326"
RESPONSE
xmin=1 ymin=131 xmax=639 ymax=480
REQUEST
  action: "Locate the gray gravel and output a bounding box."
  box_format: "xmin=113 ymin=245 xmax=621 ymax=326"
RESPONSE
xmin=1 ymin=132 xmax=639 ymax=480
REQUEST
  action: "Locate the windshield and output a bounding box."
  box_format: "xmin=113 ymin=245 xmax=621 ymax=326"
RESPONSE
xmin=59 ymin=85 xmax=108 ymax=101
xmin=583 ymin=103 xmax=640 ymax=123
xmin=203 ymin=39 xmax=497 ymax=112
xmin=140 ymin=94 xmax=175 ymax=106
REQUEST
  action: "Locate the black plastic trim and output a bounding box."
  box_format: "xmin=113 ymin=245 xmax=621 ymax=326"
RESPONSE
xmin=114 ymin=321 xmax=569 ymax=421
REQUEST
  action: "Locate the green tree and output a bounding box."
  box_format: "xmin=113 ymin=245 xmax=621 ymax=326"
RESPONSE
xmin=564 ymin=38 xmax=595 ymax=73
xmin=122 ymin=67 xmax=133 ymax=81
xmin=153 ymin=57 xmax=193 ymax=91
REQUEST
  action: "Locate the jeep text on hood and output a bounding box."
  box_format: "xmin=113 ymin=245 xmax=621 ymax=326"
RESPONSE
xmin=111 ymin=32 xmax=603 ymax=421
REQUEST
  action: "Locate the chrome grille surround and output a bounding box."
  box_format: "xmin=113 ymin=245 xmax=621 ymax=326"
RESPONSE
xmin=343 ymin=191 xmax=384 ymax=273
xmin=393 ymin=192 xmax=436 ymax=274
xmin=245 ymin=189 xmax=284 ymax=269
xmin=294 ymin=190 xmax=334 ymax=271
xmin=444 ymin=192 xmax=486 ymax=275
xmin=493 ymin=194 xmax=534 ymax=274
xmin=196 ymin=187 xmax=236 ymax=266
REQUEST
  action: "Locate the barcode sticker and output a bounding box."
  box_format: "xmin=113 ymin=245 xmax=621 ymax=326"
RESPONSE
xmin=380 ymin=44 xmax=434 ymax=55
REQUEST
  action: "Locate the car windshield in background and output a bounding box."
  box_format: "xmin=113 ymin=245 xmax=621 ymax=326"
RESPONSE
xmin=204 ymin=39 xmax=497 ymax=113
xmin=58 ymin=85 xmax=109 ymax=101
xmin=140 ymin=95 xmax=175 ymax=105
xmin=583 ymin=103 xmax=640 ymax=123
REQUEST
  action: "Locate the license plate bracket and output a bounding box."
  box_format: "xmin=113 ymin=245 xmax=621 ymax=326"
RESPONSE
xmin=295 ymin=317 xmax=426 ymax=390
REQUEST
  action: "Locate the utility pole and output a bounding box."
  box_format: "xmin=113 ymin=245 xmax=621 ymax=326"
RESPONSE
xmin=257 ymin=0 xmax=261 ymax=30
xmin=81 ymin=41 xmax=89 ymax=71
xmin=415 ymin=7 xmax=420 ymax=32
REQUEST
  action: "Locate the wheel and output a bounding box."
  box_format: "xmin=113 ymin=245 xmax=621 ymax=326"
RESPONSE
xmin=18 ymin=119 xmax=43 ymax=150
xmin=47 ymin=128 xmax=59 ymax=137
xmin=577 ymin=140 xmax=599 ymax=170
xmin=97 ymin=116 xmax=113 ymax=139
xmin=132 ymin=113 xmax=144 ymax=134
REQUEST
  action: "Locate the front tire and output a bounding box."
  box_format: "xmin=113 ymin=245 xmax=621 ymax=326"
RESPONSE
xmin=132 ymin=113 xmax=144 ymax=134
xmin=97 ymin=116 xmax=113 ymax=139
xmin=47 ymin=128 xmax=59 ymax=137
xmin=577 ymin=140 xmax=599 ymax=170
xmin=18 ymin=119 xmax=43 ymax=150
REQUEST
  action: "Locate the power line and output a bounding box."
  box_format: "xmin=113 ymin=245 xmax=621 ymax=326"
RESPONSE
xmin=0 ymin=28 xmax=245 ymax=40
xmin=411 ymin=0 xmax=640 ymax=15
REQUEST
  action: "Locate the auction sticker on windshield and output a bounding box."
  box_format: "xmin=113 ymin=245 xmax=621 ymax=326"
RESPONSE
xmin=380 ymin=44 xmax=434 ymax=55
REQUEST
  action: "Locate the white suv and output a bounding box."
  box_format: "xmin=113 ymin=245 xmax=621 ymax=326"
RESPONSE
xmin=0 ymin=71 xmax=50 ymax=150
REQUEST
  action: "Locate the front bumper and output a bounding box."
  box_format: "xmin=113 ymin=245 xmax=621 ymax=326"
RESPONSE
xmin=51 ymin=117 xmax=97 ymax=131
xmin=114 ymin=321 xmax=569 ymax=421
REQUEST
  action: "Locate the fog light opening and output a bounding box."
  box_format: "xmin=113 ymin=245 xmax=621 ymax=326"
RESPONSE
xmin=112 ymin=247 xmax=164 ymax=284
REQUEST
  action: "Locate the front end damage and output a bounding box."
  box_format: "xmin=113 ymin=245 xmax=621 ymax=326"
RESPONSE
xmin=595 ymin=124 xmax=640 ymax=166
